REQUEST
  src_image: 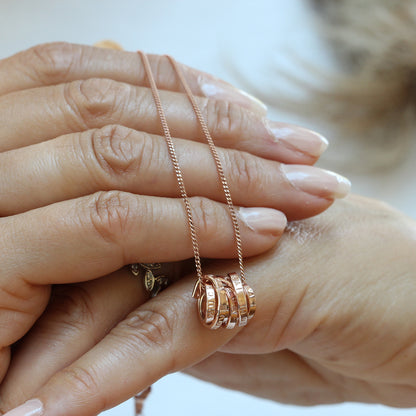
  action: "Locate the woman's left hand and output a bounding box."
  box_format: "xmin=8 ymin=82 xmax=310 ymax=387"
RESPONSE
xmin=0 ymin=42 xmax=346 ymax=416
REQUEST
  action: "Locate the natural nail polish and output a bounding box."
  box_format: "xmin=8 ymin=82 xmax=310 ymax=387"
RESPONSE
xmin=265 ymin=120 xmax=329 ymax=157
xmin=3 ymin=399 xmax=43 ymax=416
xmin=238 ymin=207 xmax=287 ymax=236
xmin=281 ymin=165 xmax=351 ymax=199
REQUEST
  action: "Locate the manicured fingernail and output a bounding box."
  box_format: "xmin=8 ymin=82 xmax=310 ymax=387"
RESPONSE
xmin=3 ymin=399 xmax=44 ymax=416
xmin=265 ymin=121 xmax=329 ymax=157
xmin=281 ymin=165 xmax=351 ymax=199
xmin=198 ymin=76 xmax=267 ymax=112
xmin=238 ymin=207 xmax=287 ymax=236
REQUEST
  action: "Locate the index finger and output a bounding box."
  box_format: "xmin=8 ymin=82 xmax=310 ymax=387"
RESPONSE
xmin=6 ymin=276 xmax=236 ymax=416
xmin=0 ymin=42 xmax=266 ymax=114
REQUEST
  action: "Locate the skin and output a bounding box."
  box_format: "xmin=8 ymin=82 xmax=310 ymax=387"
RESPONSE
xmin=0 ymin=43 xmax=346 ymax=415
xmin=1 ymin=196 xmax=416 ymax=416
xmin=189 ymin=197 xmax=416 ymax=407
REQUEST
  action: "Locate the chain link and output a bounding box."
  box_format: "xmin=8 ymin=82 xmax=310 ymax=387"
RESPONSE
xmin=138 ymin=51 xmax=203 ymax=281
xmin=167 ymin=56 xmax=245 ymax=282
xmin=138 ymin=51 xmax=244 ymax=284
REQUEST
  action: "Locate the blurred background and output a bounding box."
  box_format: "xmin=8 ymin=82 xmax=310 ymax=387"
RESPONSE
xmin=0 ymin=1 xmax=415 ymax=415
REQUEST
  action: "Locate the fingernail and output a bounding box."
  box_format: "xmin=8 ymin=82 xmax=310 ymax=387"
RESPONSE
xmin=265 ymin=121 xmax=329 ymax=157
xmin=198 ymin=75 xmax=267 ymax=112
xmin=281 ymin=165 xmax=351 ymax=199
xmin=3 ymin=399 xmax=43 ymax=416
xmin=238 ymin=207 xmax=287 ymax=236
xmin=93 ymin=40 xmax=124 ymax=50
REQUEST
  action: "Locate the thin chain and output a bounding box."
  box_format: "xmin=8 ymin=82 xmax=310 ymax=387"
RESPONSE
xmin=166 ymin=56 xmax=245 ymax=282
xmin=138 ymin=51 xmax=203 ymax=281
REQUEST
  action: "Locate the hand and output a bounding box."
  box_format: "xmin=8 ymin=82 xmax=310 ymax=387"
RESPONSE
xmin=2 ymin=195 xmax=415 ymax=416
xmin=0 ymin=42 xmax=349 ymax=414
xmin=187 ymin=196 xmax=416 ymax=408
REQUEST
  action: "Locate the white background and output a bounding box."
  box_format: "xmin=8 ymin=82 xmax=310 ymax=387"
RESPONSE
xmin=0 ymin=1 xmax=415 ymax=416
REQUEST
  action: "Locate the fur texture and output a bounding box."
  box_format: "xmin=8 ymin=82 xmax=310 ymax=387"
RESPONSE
xmin=253 ymin=1 xmax=416 ymax=169
xmin=309 ymin=0 xmax=416 ymax=168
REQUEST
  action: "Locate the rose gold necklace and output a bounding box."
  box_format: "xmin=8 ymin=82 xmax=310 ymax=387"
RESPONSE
xmin=137 ymin=51 xmax=256 ymax=331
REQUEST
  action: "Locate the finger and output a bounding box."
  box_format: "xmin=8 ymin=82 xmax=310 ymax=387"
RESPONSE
xmin=0 ymin=269 xmax=148 ymax=405
xmin=2 ymin=192 xmax=287 ymax=288
xmin=0 ymin=125 xmax=348 ymax=219
xmin=8 ymin=276 xmax=239 ymax=416
xmin=0 ymin=192 xmax=285 ymax=383
xmin=0 ymin=42 xmax=266 ymax=114
xmin=0 ymin=79 xmax=328 ymax=164
xmin=0 ymin=278 xmax=335 ymax=409
xmin=0 ymin=256 xmax=187 ymax=405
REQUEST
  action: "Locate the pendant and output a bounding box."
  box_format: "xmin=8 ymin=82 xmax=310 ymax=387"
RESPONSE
xmin=192 ymin=272 xmax=256 ymax=329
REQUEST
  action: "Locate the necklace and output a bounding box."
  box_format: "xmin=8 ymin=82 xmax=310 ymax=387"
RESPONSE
xmin=138 ymin=51 xmax=256 ymax=329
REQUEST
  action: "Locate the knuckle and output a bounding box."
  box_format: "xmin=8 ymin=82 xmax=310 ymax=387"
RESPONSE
xmin=24 ymin=42 xmax=77 ymax=83
xmin=191 ymin=197 xmax=220 ymax=242
xmin=59 ymin=366 xmax=101 ymax=401
xmin=89 ymin=125 xmax=135 ymax=177
xmin=112 ymin=306 xmax=176 ymax=372
xmin=228 ymin=150 xmax=262 ymax=195
xmin=205 ymin=99 xmax=246 ymax=140
xmin=63 ymin=78 xmax=129 ymax=127
xmin=88 ymin=125 xmax=156 ymax=179
xmin=88 ymin=190 xmax=136 ymax=243
xmin=117 ymin=308 xmax=174 ymax=349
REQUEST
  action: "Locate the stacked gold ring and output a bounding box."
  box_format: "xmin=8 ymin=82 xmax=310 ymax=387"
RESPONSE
xmin=192 ymin=272 xmax=256 ymax=329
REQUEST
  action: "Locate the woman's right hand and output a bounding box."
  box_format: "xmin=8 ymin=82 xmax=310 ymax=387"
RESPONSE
xmin=3 ymin=195 xmax=416 ymax=416
xmin=186 ymin=195 xmax=416 ymax=407
xmin=0 ymin=42 xmax=349 ymax=412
